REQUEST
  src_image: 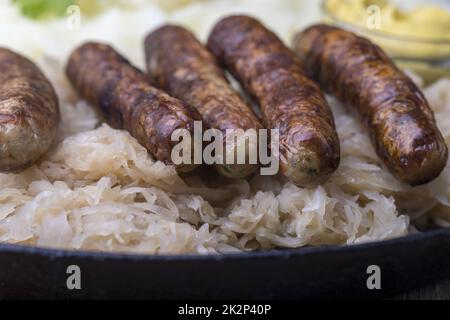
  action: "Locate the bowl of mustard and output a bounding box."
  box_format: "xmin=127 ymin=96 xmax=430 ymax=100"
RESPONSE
xmin=322 ymin=0 xmax=450 ymax=84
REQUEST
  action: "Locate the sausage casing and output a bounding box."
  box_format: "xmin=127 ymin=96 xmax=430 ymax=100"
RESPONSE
xmin=144 ymin=25 xmax=264 ymax=179
xmin=66 ymin=42 xmax=201 ymax=170
xmin=0 ymin=48 xmax=59 ymax=172
xmin=292 ymin=24 xmax=448 ymax=185
xmin=207 ymin=15 xmax=340 ymax=187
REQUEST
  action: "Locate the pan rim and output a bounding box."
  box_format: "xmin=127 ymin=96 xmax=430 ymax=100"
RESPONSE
xmin=0 ymin=227 xmax=449 ymax=261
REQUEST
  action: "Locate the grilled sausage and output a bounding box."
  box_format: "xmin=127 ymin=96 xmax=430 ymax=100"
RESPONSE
xmin=144 ymin=25 xmax=264 ymax=179
xmin=292 ymin=24 xmax=448 ymax=185
xmin=66 ymin=42 xmax=202 ymax=171
xmin=0 ymin=48 xmax=59 ymax=172
xmin=207 ymin=15 xmax=340 ymax=187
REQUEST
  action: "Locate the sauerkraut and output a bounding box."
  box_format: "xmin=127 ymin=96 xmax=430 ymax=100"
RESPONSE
xmin=0 ymin=0 xmax=449 ymax=254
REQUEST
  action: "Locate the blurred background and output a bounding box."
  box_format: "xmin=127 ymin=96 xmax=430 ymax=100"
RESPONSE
xmin=1 ymin=0 xmax=449 ymax=83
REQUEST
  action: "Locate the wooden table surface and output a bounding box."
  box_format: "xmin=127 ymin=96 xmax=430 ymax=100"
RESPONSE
xmin=396 ymin=277 xmax=450 ymax=300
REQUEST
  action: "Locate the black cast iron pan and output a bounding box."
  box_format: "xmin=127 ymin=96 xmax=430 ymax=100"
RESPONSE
xmin=0 ymin=227 xmax=449 ymax=299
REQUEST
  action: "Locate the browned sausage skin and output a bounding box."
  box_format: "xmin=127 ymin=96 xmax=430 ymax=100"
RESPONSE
xmin=0 ymin=48 xmax=59 ymax=172
xmin=292 ymin=24 xmax=448 ymax=186
xmin=207 ymin=15 xmax=340 ymax=187
xmin=145 ymin=25 xmax=264 ymax=179
xmin=66 ymin=42 xmax=201 ymax=171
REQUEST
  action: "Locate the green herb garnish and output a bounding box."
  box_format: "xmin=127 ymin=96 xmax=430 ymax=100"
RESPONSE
xmin=13 ymin=0 xmax=75 ymax=20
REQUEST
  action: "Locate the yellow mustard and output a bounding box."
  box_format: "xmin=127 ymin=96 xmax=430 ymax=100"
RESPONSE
xmin=325 ymin=0 xmax=450 ymax=41
xmin=324 ymin=0 xmax=450 ymax=83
